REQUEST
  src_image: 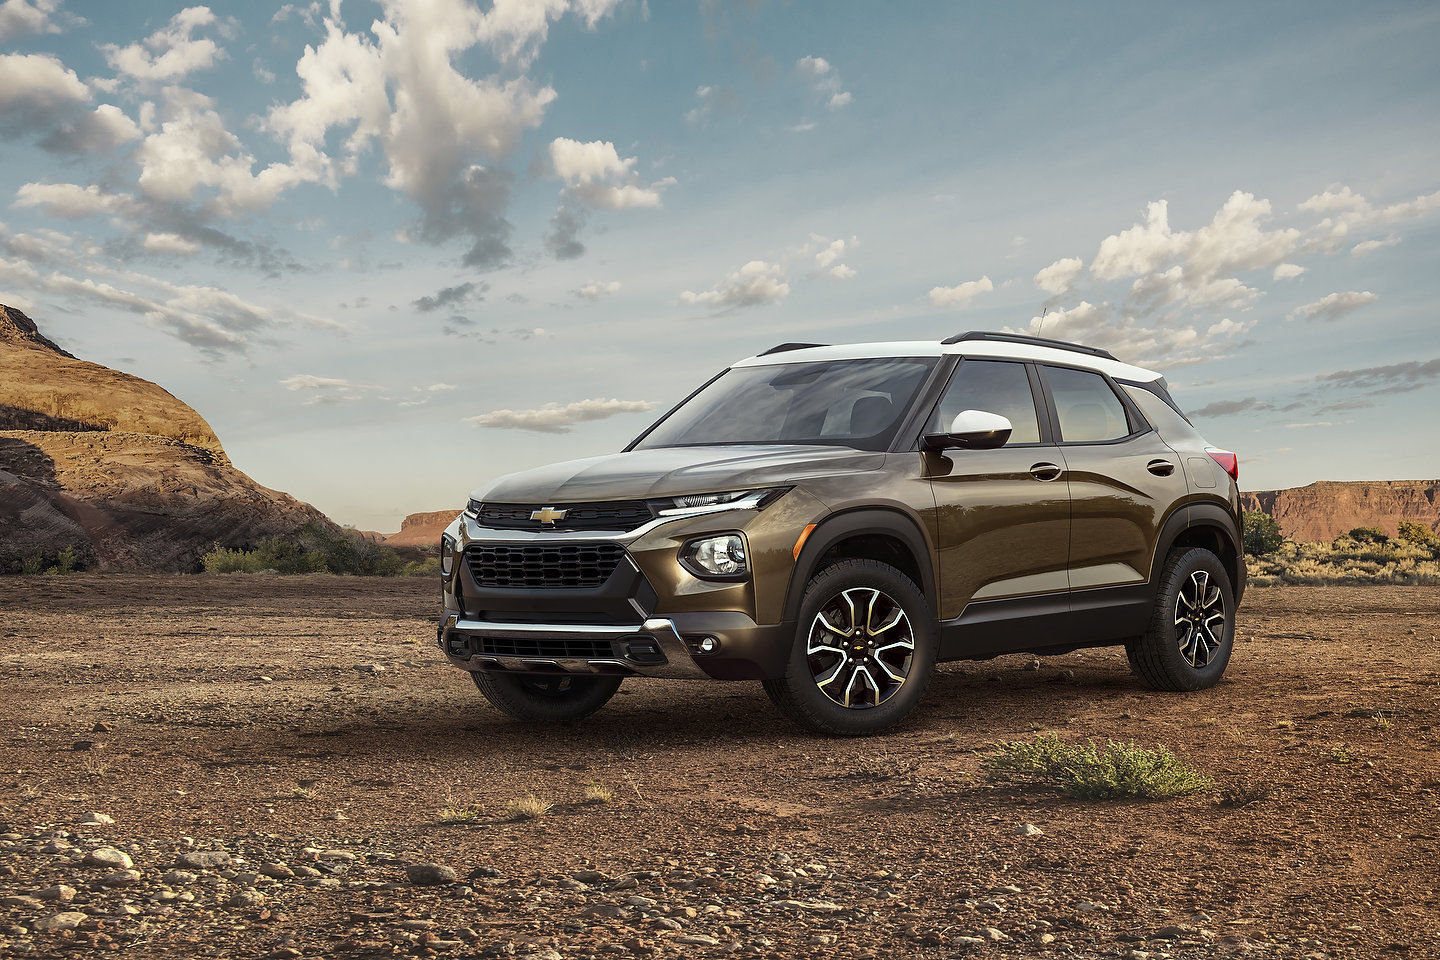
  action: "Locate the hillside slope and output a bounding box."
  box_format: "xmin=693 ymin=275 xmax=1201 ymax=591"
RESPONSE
xmin=0 ymin=305 xmax=335 ymax=572
xmin=1241 ymin=479 xmax=1439 ymax=542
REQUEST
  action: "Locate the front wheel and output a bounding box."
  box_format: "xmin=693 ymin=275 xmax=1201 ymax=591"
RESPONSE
xmin=763 ymin=559 xmax=937 ymax=736
xmin=471 ymin=671 xmax=622 ymax=723
xmin=1127 ymin=547 xmax=1235 ymax=692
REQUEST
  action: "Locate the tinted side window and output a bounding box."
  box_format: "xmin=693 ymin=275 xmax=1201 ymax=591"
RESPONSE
xmin=1042 ymin=365 xmax=1131 ymax=443
xmin=930 ymin=360 xmax=1041 ymax=444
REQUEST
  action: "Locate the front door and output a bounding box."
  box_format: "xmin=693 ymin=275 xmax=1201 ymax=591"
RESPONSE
xmin=923 ymin=359 xmax=1071 ymax=622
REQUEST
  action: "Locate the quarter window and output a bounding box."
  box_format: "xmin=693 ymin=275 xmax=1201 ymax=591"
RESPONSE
xmin=930 ymin=360 xmax=1042 ymax=444
xmin=1041 ymin=365 xmax=1132 ymax=443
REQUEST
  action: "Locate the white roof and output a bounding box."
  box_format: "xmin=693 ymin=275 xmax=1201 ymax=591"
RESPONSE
xmin=734 ymin=336 xmax=1162 ymax=383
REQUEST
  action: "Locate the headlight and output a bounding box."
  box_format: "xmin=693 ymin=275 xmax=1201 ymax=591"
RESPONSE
xmin=464 ymin=499 xmax=483 ymax=519
xmin=652 ymin=487 xmax=790 ymax=517
xmin=681 ymin=534 xmax=748 ymax=579
xmin=440 ymin=534 xmax=456 ymax=578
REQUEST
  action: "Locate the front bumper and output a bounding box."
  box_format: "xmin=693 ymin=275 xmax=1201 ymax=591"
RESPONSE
xmin=439 ymin=613 xmax=708 ymax=679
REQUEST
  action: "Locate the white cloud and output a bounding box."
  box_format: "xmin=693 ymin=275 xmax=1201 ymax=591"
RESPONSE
xmin=1034 ymin=257 xmax=1084 ymax=295
xmin=814 ymin=237 xmax=846 ymax=268
xmin=137 ymin=87 xmax=315 ymax=215
xmin=14 ymin=182 xmax=137 ymax=219
xmin=282 ymin=374 xmax=352 ymax=391
xmin=142 ymin=232 xmax=200 ymax=255
xmin=1352 ymin=235 xmax=1400 ymax=256
xmin=927 ymin=275 xmax=993 ymax=308
xmin=574 ymin=279 xmax=621 ymax=300
xmin=102 ymin=6 xmax=226 ymax=83
xmin=681 ymin=260 xmax=790 ymax=310
xmin=267 ymin=2 xmax=561 ymax=267
xmin=808 ymin=235 xmax=857 ymax=278
xmin=467 ymin=397 xmax=655 ymax=433
xmin=0 ymin=0 xmax=76 ymax=42
xmin=1284 ymin=421 xmax=1332 ymax=430
xmin=427 ymin=382 xmax=455 ymax=392
xmin=1301 ymin=185 xmax=1440 ymax=253
xmin=1287 ymin=290 xmax=1378 ymax=323
xmin=549 ymin=137 xmax=670 ymax=210
xmin=0 ymin=52 xmax=90 ymax=110
xmin=1273 ymin=263 xmax=1306 ymax=280
xmin=828 ymin=264 xmax=856 ymax=280
xmin=476 ymin=0 xmax=623 ymax=67
xmin=796 ymin=55 xmax=852 ymax=110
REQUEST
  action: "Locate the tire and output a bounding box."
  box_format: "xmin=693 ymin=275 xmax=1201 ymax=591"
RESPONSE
xmin=763 ymin=559 xmax=937 ymax=736
xmin=1127 ymin=547 xmax=1235 ymax=692
xmin=470 ymin=671 xmax=622 ymax=723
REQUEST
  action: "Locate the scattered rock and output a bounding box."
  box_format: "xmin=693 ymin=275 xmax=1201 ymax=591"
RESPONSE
xmin=259 ymin=862 xmax=294 ymax=879
xmin=100 ymin=869 xmax=142 ymax=886
xmin=83 ymin=847 xmax=133 ymax=870
xmin=34 ymin=885 xmax=77 ymax=902
xmin=162 ymin=869 xmax=198 ymax=885
xmin=405 ymin=863 xmax=458 ymax=886
xmin=676 ymin=935 xmax=721 ymax=946
xmin=1 ymin=895 xmax=42 ymax=909
xmin=176 ymin=850 xmax=231 ymax=870
xmin=1024 ymin=659 xmax=1041 ymax=670
xmin=34 ymin=912 xmax=88 ymax=933
xmin=354 ymin=663 xmax=385 ymax=674
xmin=1014 ymin=823 xmax=1043 ymax=836
xmin=983 ymin=927 xmax=1009 ymax=941
xmin=227 ymin=889 xmax=267 ymax=909
xmin=76 ymin=812 xmax=114 ymax=826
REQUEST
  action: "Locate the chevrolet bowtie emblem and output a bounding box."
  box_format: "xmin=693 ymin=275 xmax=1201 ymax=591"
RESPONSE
xmin=531 ymin=506 xmax=568 ymax=524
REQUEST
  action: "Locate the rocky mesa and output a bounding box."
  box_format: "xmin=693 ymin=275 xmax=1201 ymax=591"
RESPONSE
xmin=0 ymin=304 xmax=336 ymax=572
xmin=1241 ymin=479 xmax=1439 ymax=542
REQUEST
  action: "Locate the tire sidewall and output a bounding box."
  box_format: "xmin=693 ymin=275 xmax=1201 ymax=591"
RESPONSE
xmin=1157 ymin=549 xmax=1235 ymax=689
xmin=783 ymin=561 xmax=937 ymax=734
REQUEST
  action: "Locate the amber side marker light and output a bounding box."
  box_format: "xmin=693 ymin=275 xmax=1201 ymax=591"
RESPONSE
xmin=793 ymin=523 xmax=818 ymax=560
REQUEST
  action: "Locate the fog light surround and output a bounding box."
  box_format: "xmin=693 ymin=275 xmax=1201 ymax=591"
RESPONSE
xmin=679 ymin=533 xmax=749 ymax=581
xmin=695 ymin=636 xmax=719 ymax=655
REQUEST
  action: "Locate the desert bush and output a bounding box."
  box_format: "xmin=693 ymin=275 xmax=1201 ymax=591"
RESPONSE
xmin=13 ymin=545 xmax=84 ymax=576
xmin=502 ymin=795 xmax=553 ymax=821
xmin=985 ymin=734 xmax=1212 ymax=800
xmin=1397 ymin=519 xmax=1438 ymax=547
xmin=200 ymin=522 xmax=427 ymax=576
xmin=1246 ymin=536 xmax=1440 ymax=586
xmin=1345 ymin=526 xmax=1390 ymax=544
xmin=1242 ymin=510 xmax=1285 ymax=556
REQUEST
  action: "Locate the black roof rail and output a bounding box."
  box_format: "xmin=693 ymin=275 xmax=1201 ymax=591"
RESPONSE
xmin=941 ymin=330 xmax=1116 ymax=361
xmin=758 ymin=342 xmax=828 ymax=356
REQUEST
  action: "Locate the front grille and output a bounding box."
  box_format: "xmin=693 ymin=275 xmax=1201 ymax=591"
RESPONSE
xmin=465 ymin=542 xmax=627 ymax=589
xmin=476 ymin=500 xmax=654 ymax=531
xmin=474 ymin=636 xmax=615 ymax=659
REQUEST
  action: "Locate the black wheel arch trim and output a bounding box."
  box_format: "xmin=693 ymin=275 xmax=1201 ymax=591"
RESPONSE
xmin=1152 ymin=500 xmax=1245 ymax=604
xmin=782 ymin=507 xmax=938 ymax=623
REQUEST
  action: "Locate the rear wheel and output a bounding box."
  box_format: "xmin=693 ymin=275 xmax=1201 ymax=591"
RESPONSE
xmin=471 ymin=671 xmax=622 ymax=723
xmin=1127 ymin=547 xmax=1235 ymax=691
xmin=763 ymin=559 xmax=937 ymax=736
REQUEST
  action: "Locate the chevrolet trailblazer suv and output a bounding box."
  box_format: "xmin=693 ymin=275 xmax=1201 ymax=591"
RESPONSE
xmin=436 ymin=331 xmax=1245 ymax=736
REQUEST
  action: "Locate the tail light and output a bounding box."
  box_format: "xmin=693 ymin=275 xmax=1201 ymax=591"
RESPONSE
xmin=1206 ymin=447 xmax=1238 ymax=483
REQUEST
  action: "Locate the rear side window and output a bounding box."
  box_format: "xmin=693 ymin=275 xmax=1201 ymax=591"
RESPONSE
xmin=1041 ymin=365 xmax=1132 ymax=443
xmin=930 ymin=359 xmax=1042 ymax=444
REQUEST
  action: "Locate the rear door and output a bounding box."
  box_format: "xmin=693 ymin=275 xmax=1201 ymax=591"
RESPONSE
xmin=1035 ymin=363 xmax=1189 ymax=591
xmin=923 ymin=359 xmax=1071 ymax=620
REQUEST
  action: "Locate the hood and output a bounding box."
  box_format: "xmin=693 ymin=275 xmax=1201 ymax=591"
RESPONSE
xmin=474 ymin=445 xmax=886 ymax=503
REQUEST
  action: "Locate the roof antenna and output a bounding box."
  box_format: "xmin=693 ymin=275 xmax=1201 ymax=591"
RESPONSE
xmin=1037 ymin=306 xmax=1048 ymax=336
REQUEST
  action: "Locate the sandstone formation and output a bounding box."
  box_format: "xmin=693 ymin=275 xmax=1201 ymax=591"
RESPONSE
xmin=0 ymin=304 xmax=336 ymax=572
xmin=1240 ymin=480 xmax=1440 ymax=542
xmin=383 ymin=509 xmax=459 ymax=548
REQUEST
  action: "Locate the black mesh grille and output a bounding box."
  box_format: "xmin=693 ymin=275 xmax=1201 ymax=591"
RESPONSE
xmin=475 ymin=636 xmax=615 ymax=658
xmin=465 ymin=542 xmax=627 ymax=589
xmin=476 ymin=501 xmax=654 ymax=531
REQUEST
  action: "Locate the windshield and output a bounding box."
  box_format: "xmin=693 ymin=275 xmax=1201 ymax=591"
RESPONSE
xmin=635 ymin=357 xmax=939 ymax=451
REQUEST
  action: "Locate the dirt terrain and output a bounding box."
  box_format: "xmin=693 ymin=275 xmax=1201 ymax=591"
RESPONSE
xmin=1 ymin=577 xmax=1437 ymax=959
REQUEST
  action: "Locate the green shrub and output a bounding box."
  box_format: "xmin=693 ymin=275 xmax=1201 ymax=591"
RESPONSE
xmin=19 ymin=554 xmax=46 ymax=575
xmin=14 ymin=546 xmax=84 ymax=575
xmin=1397 ymin=520 xmax=1437 ymax=547
xmin=1242 ymin=510 xmax=1285 ymax=556
xmin=985 ymin=734 xmax=1213 ymax=800
xmin=200 ymin=522 xmax=419 ymax=576
xmin=1346 ymin=526 xmax=1390 ymax=544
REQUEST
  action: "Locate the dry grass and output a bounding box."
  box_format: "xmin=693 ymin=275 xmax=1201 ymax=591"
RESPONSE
xmin=1248 ymin=537 xmax=1440 ymax=586
xmin=438 ymin=803 xmax=485 ymax=824
xmin=502 ymin=795 xmax=553 ymax=821
xmin=583 ymin=782 xmax=615 ymax=804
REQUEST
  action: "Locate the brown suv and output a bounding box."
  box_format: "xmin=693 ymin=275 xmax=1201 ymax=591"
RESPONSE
xmin=436 ymin=332 xmax=1245 ymax=735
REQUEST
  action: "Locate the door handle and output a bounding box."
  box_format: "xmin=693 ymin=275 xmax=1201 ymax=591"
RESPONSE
xmin=1029 ymin=462 xmax=1063 ymax=481
xmin=1147 ymin=459 xmax=1176 ymax=477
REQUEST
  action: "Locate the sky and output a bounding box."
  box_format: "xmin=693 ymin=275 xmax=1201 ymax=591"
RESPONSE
xmin=1 ymin=0 xmax=1438 ymax=531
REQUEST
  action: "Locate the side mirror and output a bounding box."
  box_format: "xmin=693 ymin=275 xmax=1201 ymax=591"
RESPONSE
xmin=923 ymin=410 xmax=1013 ymax=451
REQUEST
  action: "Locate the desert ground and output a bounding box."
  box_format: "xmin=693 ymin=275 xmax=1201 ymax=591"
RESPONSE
xmin=0 ymin=576 xmax=1436 ymax=960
